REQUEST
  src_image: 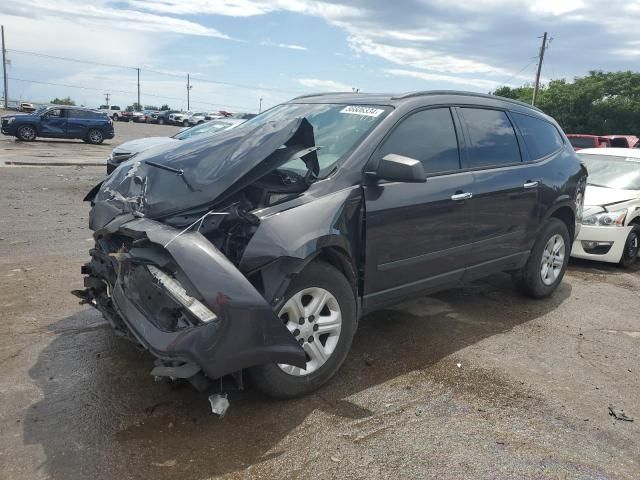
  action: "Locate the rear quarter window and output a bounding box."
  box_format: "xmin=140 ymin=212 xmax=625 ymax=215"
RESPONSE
xmin=511 ymin=112 xmax=564 ymax=160
xmin=459 ymin=108 xmax=521 ymax=169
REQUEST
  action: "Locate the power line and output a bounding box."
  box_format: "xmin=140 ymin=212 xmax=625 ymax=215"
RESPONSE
xmin=6 ymin=47 xmax=305 ymax=95
xmin=499 ymin=58 xmax=537 ymax=86
xmin=8 ymin=76 xmax=254 ymax=111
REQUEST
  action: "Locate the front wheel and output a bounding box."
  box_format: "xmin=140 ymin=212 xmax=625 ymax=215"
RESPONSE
xmin=86 ymin=129 xmax=104 ymax=145
xmin=248 ymin=262 xmax=357 ymax=398
xmin=17 ymin=125 xmax=37 ymax=141
xmin=513 ymin=218 xmax=570 ymax=298
xmin=619 ymin=226 xmax=640 ymax=268
xmin=157 ymin=118 xmax=165 ymax=125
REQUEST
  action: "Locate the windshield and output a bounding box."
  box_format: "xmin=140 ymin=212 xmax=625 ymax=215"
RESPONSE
xmin=173 ymin=120 xmax=238 ymax=140
xmin=579 ymin=153 xmax=640 ymax=190
xmin=237 ymin=103 xmax=391 ymax=176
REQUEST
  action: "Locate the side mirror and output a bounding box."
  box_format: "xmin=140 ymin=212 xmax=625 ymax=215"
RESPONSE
xmin=375 ymin=154 xmax=426 ymax=183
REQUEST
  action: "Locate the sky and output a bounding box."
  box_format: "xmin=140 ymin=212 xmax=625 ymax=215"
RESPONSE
xmin=0 ymin=0 xmax=638 ymax=113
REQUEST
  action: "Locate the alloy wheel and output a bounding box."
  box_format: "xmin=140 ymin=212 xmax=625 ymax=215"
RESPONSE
xmin=19 ymin=126 xmax=35 ymax=141
xmin=540 ymin=234 xmax=565 ymax=286
xmin=89 ymin=130 xmax=103 ymax=144
xmin=626 ymin=231 xmax=639 ymax=261
xmin=277 ymin=287 xmax=342 ymax=376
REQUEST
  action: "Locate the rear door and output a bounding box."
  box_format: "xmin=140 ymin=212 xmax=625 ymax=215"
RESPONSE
xmin=39 ymin=108 xmax=67 ymax=136
xmin=363 ymin=107 xmax=475 ymax=310
xmin=66 ymin=109 xmax=94 ymax=138
xmin=456 ymin=107 xmax=539 ymax=278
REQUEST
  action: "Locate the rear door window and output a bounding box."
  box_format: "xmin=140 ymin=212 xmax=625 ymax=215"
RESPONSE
xmin=459 ymin=108 xmax=521 ymax=169
xmin=511 ymin=112 xmax=564 ymax=160
xmin=378 ymin=108 xmax=460 ymax=175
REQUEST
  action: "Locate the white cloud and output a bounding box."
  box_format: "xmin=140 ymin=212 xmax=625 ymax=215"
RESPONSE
xmin=384 ymin=69 xmax=503 ymax=90
xmin=297 ymin=78 xmax=353 ymax=91
xmin=260 ymin=40 xmax=307 ymax=51
xmin=1 ymin=0 xmax=234 ymax=39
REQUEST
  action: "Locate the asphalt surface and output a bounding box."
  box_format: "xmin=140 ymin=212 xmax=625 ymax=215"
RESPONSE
xmin=0 ymin=124 xmax=638 ymax=479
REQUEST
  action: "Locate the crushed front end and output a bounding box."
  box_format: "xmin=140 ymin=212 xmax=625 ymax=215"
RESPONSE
xmin=75 ymin=216 xmax=306 ymax=386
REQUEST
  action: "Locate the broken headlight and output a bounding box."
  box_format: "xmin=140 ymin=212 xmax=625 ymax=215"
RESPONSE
xmin=147 ymin=265 xmax=218 ymax=323
xmin=582 ymin=209 xmax=627 ymax=227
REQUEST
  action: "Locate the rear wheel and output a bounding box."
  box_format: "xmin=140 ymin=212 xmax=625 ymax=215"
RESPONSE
xmin=619 ymin=226 xmax=640 ymax=268
xmin=157 ymin=117 xmax=165 ymax=125
xmin=248 ymin=262 xmax=357 ymax=398
xmin=16 ymin=125 xmax=36 ymax=141
xmin=513 ymin=218 xmax=570 ymax=298
xmin=86 ymin=128 xmax=104 ymax=145
xmin=182 ymin=119 xmax=189 ymax=127
xmin=112 ymin=114 xmax=119 ymax=122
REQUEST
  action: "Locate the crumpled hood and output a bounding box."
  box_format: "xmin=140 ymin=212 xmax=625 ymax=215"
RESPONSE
xmin=584 ymin=185 xmax=640 ymax=208
xmin=89 ymin=117 xmax=315 ymax=230
xmin=112 ymin=136 xmax=178 ymax=155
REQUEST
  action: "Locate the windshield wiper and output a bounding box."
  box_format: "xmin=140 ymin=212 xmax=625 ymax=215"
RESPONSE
xmin=144 ymin=160 xmax=196 ymax=192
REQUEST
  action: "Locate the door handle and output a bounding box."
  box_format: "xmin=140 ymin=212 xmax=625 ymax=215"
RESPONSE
xmin=451 ymin=192 xmax=473 ymax=201
xmin=523 ymin=181 xmax=539 ymax=189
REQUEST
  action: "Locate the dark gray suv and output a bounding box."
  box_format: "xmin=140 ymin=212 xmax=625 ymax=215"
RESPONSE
xmin=76 ymin=91 xmax=587 ymax=398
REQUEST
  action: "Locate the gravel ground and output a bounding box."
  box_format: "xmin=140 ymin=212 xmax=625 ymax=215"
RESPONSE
xmin=0 ymin=130 xmax=638 ymax=479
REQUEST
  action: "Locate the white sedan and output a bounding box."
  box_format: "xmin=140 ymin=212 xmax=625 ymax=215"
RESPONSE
xmin=572 ymin=148 xmax=640 ymax=267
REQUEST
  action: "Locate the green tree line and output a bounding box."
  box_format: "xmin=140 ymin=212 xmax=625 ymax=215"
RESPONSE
xmin=493 ymin=71 xmax=640 ymax=136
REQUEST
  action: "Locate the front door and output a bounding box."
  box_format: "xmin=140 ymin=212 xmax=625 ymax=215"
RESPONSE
xmin=456 ymin=107 xmax=539 ymax=278
xmin=363 ymin=107 xmax=475 ymax=311
xmin=39 ymin=108 xmax=67 ymax=137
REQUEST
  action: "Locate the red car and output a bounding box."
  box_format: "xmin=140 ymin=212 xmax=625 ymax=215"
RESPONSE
xmin=566 ymin=134 xmax=611 ymax=151
xmin=602 ymin=135 xmax=639 ymax=148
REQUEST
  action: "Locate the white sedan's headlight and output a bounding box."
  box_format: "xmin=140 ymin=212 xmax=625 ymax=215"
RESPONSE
xmin=582 ymin=209 xmax=628 ymax=227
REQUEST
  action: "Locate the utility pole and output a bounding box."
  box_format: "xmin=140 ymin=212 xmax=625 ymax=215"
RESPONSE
xmin=104 ymin=92 xmax=110 ymax=107
xmin=1 ymin=26 xmax=8 ymax=109
xmin=186 ymin=74 xmax=192 ymax=110
xmin=532 ymin=32 xmax=548 ymax=107
xmin=136 ymin=68 xmax=140 ymax=108
xmin=259 ymin=97 xmax=263 ymax=113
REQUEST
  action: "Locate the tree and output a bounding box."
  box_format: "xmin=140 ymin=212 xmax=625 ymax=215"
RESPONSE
xmin=144 ymin=105 xmax=159 ymax=110
xmin=51 ymin=96 xmax=75 ymax=106
xmin=492 ymin=71 xmax=640 ymax=136
xmin=127 ymin=102 xmax=143 ymax=112
xmin=160 ymin=104 xmax=170 ymax=111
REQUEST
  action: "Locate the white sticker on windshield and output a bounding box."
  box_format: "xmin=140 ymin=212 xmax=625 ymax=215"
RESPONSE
xmin=340 ymin=106 xmax=384 ymax=117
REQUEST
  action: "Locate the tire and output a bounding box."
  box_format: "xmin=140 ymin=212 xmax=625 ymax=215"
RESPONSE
xmin=157 ymin=118 xmax=165 ymax=125
xmin=513 ymin=218 xmax=570 ymax=298
xmin=182 ymin=120 xmax=189 ymax=127
xmin=619 ymin=225 xmax=640 ymax=268
xmin=248 ymin=262 xmax=357 ymax=398
xmin=197 ymin=120 xmax=204 ymax=125
xmin=16 ymin=125 xmax=37 ymax=141
xmin=86 ymin=128 xmax=104 ymax=145
xmin=112 ymin=114 xmax=119 ymax=122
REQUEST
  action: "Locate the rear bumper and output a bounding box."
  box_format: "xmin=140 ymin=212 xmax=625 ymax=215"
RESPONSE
xmin=571 ymin=224 xmax=631 ymax=263
xmin=80 ymin=217 xmax=305 ymax=380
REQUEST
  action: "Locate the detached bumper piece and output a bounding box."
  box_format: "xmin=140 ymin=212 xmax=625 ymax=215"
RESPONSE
xmin=78 ymin=217 xmax=306 ymax=385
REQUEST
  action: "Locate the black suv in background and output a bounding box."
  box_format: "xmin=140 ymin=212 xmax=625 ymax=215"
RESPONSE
xmin=78 ymin=91 xmax=587 ymax=399
xmin=1 ymin=106 xmax=114 ymax=144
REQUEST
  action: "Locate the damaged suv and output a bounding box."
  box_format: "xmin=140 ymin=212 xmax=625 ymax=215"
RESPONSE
xmin=76 ymin=91 xmax=587 ymax=398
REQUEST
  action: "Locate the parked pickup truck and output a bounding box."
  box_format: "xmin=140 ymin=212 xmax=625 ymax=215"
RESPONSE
xmin=1 ymin=105 xmax=114 ymax=144
xmin=98 ymin=105 xmax=122 ymax=121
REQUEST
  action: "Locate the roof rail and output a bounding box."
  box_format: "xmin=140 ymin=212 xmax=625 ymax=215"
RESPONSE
xmin=290 ymin=91 xmax=359 ymax=101
xmin=392 ymin=90 xmax=542 ymax=112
